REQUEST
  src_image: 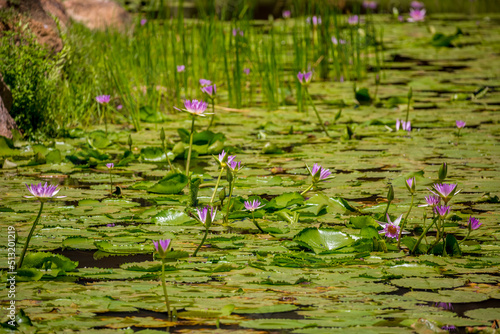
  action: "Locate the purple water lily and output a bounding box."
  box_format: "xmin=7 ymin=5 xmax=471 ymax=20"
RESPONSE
xmin=201 ymin=84 xmax=216 ymax=99
xmin=430 ymin=183 xmax=460 ymax=203
xmin=441 ymin=325 xmax=456 ymax=332
xmin=435 ymin=302 xmax=454 ymax=310
xmin=175 ymin=99 xmax=209 ymax=116
xmin=196 ymin=206 xmax=217 ymax=226
xmin=177 ymin=65 xmax=185 ymax=72
xmin=199 ymin=79 xmax=211 ymax=86
xmin=96 ymin=95 xmax=110 ymax=104
xmin=363 ymin=1 xmax=377 ymax=10
xmin=331 ymin=37 xmax=347 ymax=45
xmin=117 ymin=104 xmax=123 ymax=110
xmin=282 ymin=10 xmax=291 ymax=18
xmin=106 ymin=163 xmax=114 ymax=169
xmin=306 ymin=16 xmax=322 ymax=25
xmin=406 ymin=177 xmax=416 ymax=193
xmin=420 ymin=195 xmax=441 ymax=207
xmin=434 ymin=205 xmax=451 ymax=218
xmin=25 ymin=182 xmax=66 ymax=201
xmin=408 ymin=8 xmax=426 ymax=22
xmin=232 ymin=28 xmax=244 ymax=36
xmin=309 ymin=163 xmax=331 ymax=182
xmin=153 ymin=239 xmax=171 ymax=257
xmin=228 ymin=159 xmax=242 ymax=172
xmin=297 ymin=71 xmax=313 ymax=85
xmin=456 ymin=120 xmax=466 ymax=129
xmin=468 ymin=216 xmax=481 ymax=230
xmin=396 ymin=119 xmax=411 ymax=132
xmin=244 ymin=199 xmax=265 ymax=212
xmin=140 ymin=18 xmax=147 ymax=26
xmin=348 ymin=15 xmax=359 ymax=25
xmin=243 ymin=68 xmax=250 ymax=75
xmin=378 ymin=214 xmax=406 ymax=240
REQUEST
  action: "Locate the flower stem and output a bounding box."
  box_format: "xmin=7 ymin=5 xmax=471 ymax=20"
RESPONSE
xmin=210 ymin=167 xmax=224 ymax=204
xmin=185 ymin=117 xmax=195 ymax=175
xmin=207 ymin=99 xmax=215 ymax=131
xmin=252 ymin=212 xmax=266 ymax=233
xmin=193 ymin=226 xmax=209 ymax=257
xmin=104 ymin=105 xmax=108 ymax=135
xmin=459 ymin=229 xmax=471 ymax=245
xmin=397 ymin=194 xmax=414 ymax=248
xmin=224 ymin=181 xmax=235 ymax=225
xmin=17 ymin=202 xmax=44 ymax=269
xmin=427 ymin=217 xmax=442 ymax=254
xmin=382 ymin=200 xmax=392 ymax=222
xmin=109 ymin=171 xmax=113 ymax=195
xmin=162 ymin=143 xmax=174 ymax=171
xmin=411 ymin=217 xmax=437 ymax=254
xmin=300 ymin=184 xmax=314 ymax=196
xmin=305 ymin=88 xmax=330 ymax=138
xmin=161 ymin=260 xmax=171 ymax=319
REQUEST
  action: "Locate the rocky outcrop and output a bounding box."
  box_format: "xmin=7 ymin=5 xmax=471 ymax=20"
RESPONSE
xmin=0 ymin=73 xmax=18 ymax=139
xmin=63 ymin=0 xmax=131 ymax=32
xmin=40 ymin=0 xmax=70 ymax=28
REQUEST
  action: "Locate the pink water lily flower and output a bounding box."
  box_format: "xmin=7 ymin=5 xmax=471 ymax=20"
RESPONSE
xmin=468 ymin=216 xmax=481 ymax=230
xmin=282 ymin=10 xmax=291 ymax=18
xmin=429 ymin=183 xmax=460 ymax=204
xmin=25 ymin=182 xmax=66 ymax=201
xmin=196 ymin=206 xmax=217 ymax=226
xmin=378 ymin=214 xmax=407 ymax=240
xmin=175 ymin=99 xmax=209 ymax=116
xmin=297 ymin=71 xmax=313 ymax=85
xmin=456 ymin=120 xmax=466 ymax=129
xmin=244 ymin=199 xmax=265 ymax=212
xmin=96 ymin=95 xmax=110 ymax=104
xmin=199 ymin=79 xmax=211 ymax=86
xmin=419 ymin=195 xmax=441 ymax=207
xmin=106 ymin=163 xmax=114 ymax=169
xmin=348 ymin=15 xmax=359 ymax=25
xmin=201 ymin=84 xmax=216 ymax=99
xmin=153 ymin=239 xmax=171 ymax=258
xmin=434 ymin=205 xmax=451 ymax=218
xmin=408 ymin=8 xmax=426 ymax=22
xmin=177 ymin=65 xmax=185 ymax=72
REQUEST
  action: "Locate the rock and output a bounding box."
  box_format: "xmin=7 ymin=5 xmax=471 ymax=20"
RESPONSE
xmin=63 ymin=0 xmax=131 ymax=32
xmin=3 ymin=0 xmax=64 ymax=52
xmin=40 ymin=0 xmax=70 ymax=29
xmin=0 ymin=73 xmax=18 ymax=139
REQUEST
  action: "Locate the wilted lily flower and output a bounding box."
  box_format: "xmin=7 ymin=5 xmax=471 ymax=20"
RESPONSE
xmin=177 ymin=65 xmax=185 ymax=72
xmin=153 ymin=239 xmax=171 ymax=258
xmin=456 ymin=120 xmax=466 ymax=129
xmin=378 ymin=214 xmax=407 ymax=240
xmin=408 ymin=8 xmax=426 ymax=22
xmin=244 ymin=199 xmax=265 ymax=212
xmin=430 ymin=183 xmax=460 ymax=204
xmin=201 ymin=84 xmax=216 ymax=99
xmin=468 ymin=216 xmax=481 ymax=230
xmin=175 ymin=99 xmax=209 ymax=116
xmin=196 ymin=206 xmax=217 ymax=226
xmin=25 ymin=182 xmax=66 ymax=201
xmin=96 ymin=95 xmax=110 ymax=104
xmin=297 ymin=71 xmax=313 ymax=85
xmin=434 ymin=205 xmax=451 ymax=218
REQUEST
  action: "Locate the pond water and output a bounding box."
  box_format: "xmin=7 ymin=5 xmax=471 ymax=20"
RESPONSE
xmin=1 ymin=7 xmax=500 ymax=334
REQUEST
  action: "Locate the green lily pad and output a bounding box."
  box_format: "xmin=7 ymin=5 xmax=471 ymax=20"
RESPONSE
xmin=293 ymin=228 xmax=355 ymax=254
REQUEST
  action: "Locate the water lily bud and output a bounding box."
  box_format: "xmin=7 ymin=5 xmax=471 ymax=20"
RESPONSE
xmin=219 ymin=187 xmax=226 ymax=203
xmin=387 ymin=184 xmax=394 ymax=202
xmin=128 ymin=134 xmax=133 ymax=151
xmin=438 ymin=162 xmax=447 ymax=181
xmin=408 ymin=87 xmax=413 ymax=100
xmin=160 ymin=128 xmax=165 ymax=142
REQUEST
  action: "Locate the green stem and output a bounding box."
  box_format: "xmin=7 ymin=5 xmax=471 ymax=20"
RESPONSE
xmin=207 ymin=99 xmax=215 ymax=130
xmin=193 ymin=227 xmax=209 ymax=257
xmin=305 ymin=88 xmax=330 ymax=138
xmin=162 ymin=143 xmax=174 ymax=171
xmin=17 ymin=202 xmax=44 ymax=269
xmin=210 ymin=167 xmax=224 ymax=204
xmin=185 ymin=117 xmax=195 ymax=175
xmin=104 ymin=105 xmax=108 ymax=135
xmin=252 ymin=212 xmax=266 ymax=233
xmin=427 ymin=217 xmax=442 ymax=254
xmin=382 ymin=200 xmax=392 ymax=222
xmin=411 ymin=217 xmax=437 ymax=254
xmin=161 ymin=260 xmax=171 ymax=319
xmin=397 ymin=194 xmax=414 ymax=248
xmin=224 ymin=181 xmax=235 ymax=225
xmin=300 ymin=183 xmax=314 ymax=196
xmin=460 ymin=229 xmax=471 ymax=245
xmin=109 ymin=172 xmax=113 ymax=195
xmin=405 ymin=95 xmax=411 ymax=123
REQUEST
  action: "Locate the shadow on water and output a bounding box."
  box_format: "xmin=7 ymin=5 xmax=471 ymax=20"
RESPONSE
xmin=53 ymin=249 xmax=153 ymax=269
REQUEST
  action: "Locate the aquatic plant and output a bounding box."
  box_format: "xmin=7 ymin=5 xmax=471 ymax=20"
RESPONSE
xmin=19 ymin=183 xmax=66 ymax=269
xmin=408 ymin=9 xmax=426 ymax=22
xmin=398 ymin=177 xmax=416 ymax=247
xmin=96 ymin=95 xmax=111 ymax=134
xmin=177 ymin=65 xmax=185 ymax=72
xmin=153 ymin=239 xmax=172 ymax=319
xmin=175 ymin=99 xmax=209 ymax=175
xmin=378 ymin=214 xmax=406 ymax=240
xmin=297 ymin=71 xmax=331 ymax=137
xmin=201 ymin=84 xmax=217 ymax=130
xmin=430 ymin=183 xmax=460 ymax=204
xmin=193 ymin=206 xmax=216 ymax=256
xmin=210 ymin=150 xmax=229 ymax=203
xmin=106 ymin=163 xmax=114 ymax=195
xmin=224 ymin=156 xmax=243 ymax=224
xmin=302 ymin=163 xmax=333 ymax=195
xmin=244 ymin=200 xmax=266 ymax=233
